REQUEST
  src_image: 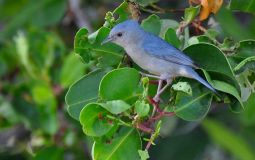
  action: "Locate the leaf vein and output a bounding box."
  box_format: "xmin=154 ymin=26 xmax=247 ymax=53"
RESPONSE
xmin=68 ymin=96 xmax=99 ymax=107
xmin=174 ymin=92 xmax=212 ymax=112
xmin=106 ymin=128 xmax=134 ymax=160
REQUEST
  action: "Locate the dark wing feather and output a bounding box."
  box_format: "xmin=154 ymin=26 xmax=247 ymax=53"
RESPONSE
xmin=142 ymin=34 xmax=199 ymax=68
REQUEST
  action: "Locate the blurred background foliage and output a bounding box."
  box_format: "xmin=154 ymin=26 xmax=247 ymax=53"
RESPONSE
xmin=0 ymin=0 xmax=255 ymax=159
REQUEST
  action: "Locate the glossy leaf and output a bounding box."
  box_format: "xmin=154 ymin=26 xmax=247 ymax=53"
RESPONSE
xmin=159 ymin=19 xmax=180 ymax=38
xmin=80 ymin=103 xmax=113 ymax=137
xmin=204 ymin=29 xmax=220 ymax=39
xmin=230 ymin=0 xmax=255 ymax=13
xmin=60 ymin=52 xmax=88 ymax=88
xmin=141 ymin=14 xmax=161 ymax=35
xmin=99 ymin=68 xmax=143 ymax=104
xmin=213 ymin=80 xmax=243 ymax=112
xmin=93 ymin=126 xmax=141 ymax=160
xmin=172 ymin=82 xmax=192 ymax=97
xmin=66 ymin=68 xmax=112 ymax=120
xmin=229 ymin=40 xmax=255 ymax=72
xmin=139 ymin=150 xmax=150 ymax=160
xmin=183 ymin=43 xmax=240 ymax=93
xmin=173 ymin=79 xmax=213 ymax=121
xmin=218 ymin=38 xmax=238 ymax=53
xmin=135 ymin=100 xmax=150 ymax=117
xmin=184 ymin=5 xmax=200 ymax=23
xmin=100 ymin=100 xmax=131 ymax=114
xmin=93 ymin=124 xmax=119 ymax=144
xmin=188 ymin=36 xmax=214 ymax=46
xmin=164 ymin=28 xmax=179 ymax=48
xmin=74 ymin=27 xmax=124 ymax=67
xmin=202 ymin=69 xmax=244 ymax=112
xmin=235 ymin=70 xmax=252 ymax=102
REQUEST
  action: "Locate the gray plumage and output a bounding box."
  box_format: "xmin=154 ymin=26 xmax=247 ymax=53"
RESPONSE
xmin=101 ymin=20 xmax=218 ymax=96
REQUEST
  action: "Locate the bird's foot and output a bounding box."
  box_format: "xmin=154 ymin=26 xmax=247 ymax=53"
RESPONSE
xmin=153 ymin=95 xmax=163 ymax=104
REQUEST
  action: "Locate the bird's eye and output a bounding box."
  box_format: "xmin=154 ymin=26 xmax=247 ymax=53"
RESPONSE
xmin=117 ymin=32 xmax=122 ymax=37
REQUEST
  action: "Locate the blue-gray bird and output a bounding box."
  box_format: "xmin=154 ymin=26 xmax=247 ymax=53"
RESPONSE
xmin=101 ymin=20 xmax=218 ymax=102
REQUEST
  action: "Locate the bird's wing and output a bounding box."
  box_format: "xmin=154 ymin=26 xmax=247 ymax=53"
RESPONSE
xmin=142 ymin=34 xmax=199 ymax=68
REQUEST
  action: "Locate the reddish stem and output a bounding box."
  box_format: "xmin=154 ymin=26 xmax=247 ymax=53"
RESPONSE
xmin=191 ymin=21 xmax=206 ymax=33
xmin=147 ymin=95 xmax=157 ymax=105
xmin=145 ymin=138 xmax=152 ymax=152
xmin=149 ymin=80 xmax=167 ymax=84
xmin=137 ymin=123 xmax=151 ymax=133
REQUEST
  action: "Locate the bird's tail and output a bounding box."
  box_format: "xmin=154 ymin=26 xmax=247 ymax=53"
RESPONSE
xmin=186 ymin=67 xmax=220 ymax=96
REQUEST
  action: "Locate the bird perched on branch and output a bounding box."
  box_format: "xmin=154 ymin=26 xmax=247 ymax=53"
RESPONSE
xmin=101 ymin=20 xmax=219 ymax=102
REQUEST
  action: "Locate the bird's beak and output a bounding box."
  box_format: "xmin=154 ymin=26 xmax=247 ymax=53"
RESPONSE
xmin=101 ymin=37 xmax=114 ymax=45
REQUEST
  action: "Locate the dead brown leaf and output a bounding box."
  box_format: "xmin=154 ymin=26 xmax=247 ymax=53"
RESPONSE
xmin=199 ymin=0 xmax=223 ymax=21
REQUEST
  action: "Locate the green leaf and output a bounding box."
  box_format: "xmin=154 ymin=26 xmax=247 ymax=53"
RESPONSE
xmin=213 ymin=80 xmax=243 ymax=112
xmin=187 ymin=36 xmax=214 ymax=46
xmin=215 ymin=7 xmax=251 ymax=41
xmin=13 ymin=31 xmax=39 ymax=79
xmin=34 ymin=146 xmax=64 ymax=160
xmin=164 ymin=28 xmax=179 ymax=48
xmin=230 ymin=0 xmax=255 ymax=14
xmin=159 ymin=19 xmax=189 ymax=49
xmin=113 ymin=1 xmax=140 ymax=24
xmin=30 ymin=0 xmax=67 ymax=27
xmin=142 ymin=77 xmax=149 ymax=99
xmin=138 ymin=150 xmax=149 ymax=160
xmin=202 ymin=118 xmax=255 ymax=160
xmin=172 ymin=82 xmax=192 ymax=97
xmin=184 ymin=5 xmax=200 ymax=23
xmin=135 ymin=101 xmax=150 ymax=117
xmin=100 ymin=100 xmax=131 ymax=114
xmin=60 ymin=52 xmax=89 ymax=88
xmin=0 ymin=0 xmax=67 ymax=41
xmin=80 ymin=103 xmax=114 ymax=137
xmin=218 ymin=38 xmax=238 ymax=53
xmin=235 ymin=69 xmax=252 ymax=102
xmin=31 ymin=82 xmax=58 ymax=134
xmin=93 ymin=126 xmax=142 ymax=160
xmin=74 ymin=27 xmax=124 ymax=67
xmin=173 ymin=79 xmax=213 ymax=121
xmin=159 ymin=19 xmax=180 ymax=38
xmin=229 ymin=40 xmax=255 ymax=72
xmin=103 ymin=12 xmax=115 ymax=28
xmin=66 ymin=68 xmax=112 ymax=120
xmin=12 ymin=96 xmax=41 ymax=130
xmin=183 ymin=43 xmax=240 ymax=94
xmin=241 ymin=93 xmax=255 ymax=126
xmin=204 ymin=29 xmax=220 ymax=40
xmin=130 ymin=0 xmax=159 ymax=6
xmin=141 ymin=14 xmax=161 ymax=35
xmin=99 ymin=68 xmax=143 ymax=104
xmin=93 ymin=124 xmax=119 ymax=144
xmin=201 ymin=69 xmax=244 ymax=112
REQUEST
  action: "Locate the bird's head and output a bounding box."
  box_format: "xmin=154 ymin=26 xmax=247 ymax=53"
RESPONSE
xmin=101 ymin=20 xmax=141 ymax=46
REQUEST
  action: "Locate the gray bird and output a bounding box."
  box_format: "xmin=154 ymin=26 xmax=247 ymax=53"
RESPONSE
xmin=101 ymin=20 xmax=218 ymax=102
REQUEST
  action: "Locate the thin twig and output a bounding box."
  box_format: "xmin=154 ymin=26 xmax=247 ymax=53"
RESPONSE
xmin=190 ymin=0 xmax=201 ymax=5
xmin=145 ymin=135 xmax=153 ymax=151
xmin=191 ymin=22 xmax=207 ymax=33
xmin=149 ymin=4 xmax=185 ymax=13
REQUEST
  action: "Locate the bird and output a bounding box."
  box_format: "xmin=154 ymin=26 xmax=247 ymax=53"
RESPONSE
xmin=101 ymin=20 xmax=219 ymax=102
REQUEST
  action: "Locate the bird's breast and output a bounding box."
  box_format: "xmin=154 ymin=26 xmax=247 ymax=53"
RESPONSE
xmin=124 ymin=45 xmax=179 ymax=78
